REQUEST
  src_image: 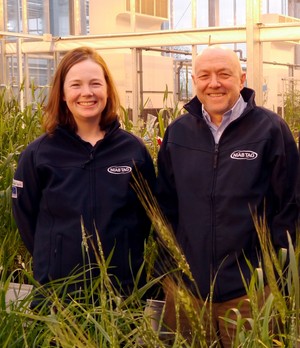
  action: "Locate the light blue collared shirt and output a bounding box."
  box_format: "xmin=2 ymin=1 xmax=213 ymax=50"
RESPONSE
xmin=202 ymin=95 xmax=247 ymax=144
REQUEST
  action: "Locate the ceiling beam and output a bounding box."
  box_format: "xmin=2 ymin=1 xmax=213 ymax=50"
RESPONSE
xmin=2 ymin=22 xmax=300 ymax=55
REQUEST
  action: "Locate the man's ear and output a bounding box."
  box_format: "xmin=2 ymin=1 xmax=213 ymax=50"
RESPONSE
xmin=240 ymin=72 xmax=247 ymax=89
xmin=191 ymin=74 xmax=196 ymax=85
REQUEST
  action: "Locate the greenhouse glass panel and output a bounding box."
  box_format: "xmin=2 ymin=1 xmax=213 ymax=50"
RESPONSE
xmin=7 ymin=0 xmax=46 ymax=34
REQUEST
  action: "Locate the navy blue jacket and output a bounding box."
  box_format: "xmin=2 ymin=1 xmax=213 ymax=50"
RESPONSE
xmin=156 ymin=87 xmax=299 ymax=302
xmin=12 ymin=119 xmax=156 ymax=295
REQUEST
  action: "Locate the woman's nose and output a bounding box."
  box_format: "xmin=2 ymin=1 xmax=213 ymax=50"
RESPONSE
xmin=82 ymin=85 xmax=93 ymax=95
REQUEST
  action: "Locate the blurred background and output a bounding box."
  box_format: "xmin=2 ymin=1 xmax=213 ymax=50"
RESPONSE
xmin=1 ymin=0 xmax=300 ymax=123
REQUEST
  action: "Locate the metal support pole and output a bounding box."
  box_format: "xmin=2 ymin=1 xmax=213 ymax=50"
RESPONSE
xmin=130 ymin=0 xmax=136 ymax=32
xmin=21 ymin=0 xmax=28 ymax=33
xmin=20 ymin=0 xmax=28 ymax=108
xmin=138 ymin=48 xmax=143 ymax=112
xmin=17 ymin=38 xmax=24 ymax=111
xmin=70 ymin=0 xmax=82 ymax=35
xmin=130 ymin=0 xmax=138 ymax=124
xmin=208 ymin=0 xmax=219 ymax=27
xmin=131 ymin=48 xmax=139 ymax=124
xmin=191 ymin=0 xmax=197 ymax=96
xmin=246 ymin=0 xmax=263 ymax=105
xmin=0 ymin=0 xmax=6 ymax=86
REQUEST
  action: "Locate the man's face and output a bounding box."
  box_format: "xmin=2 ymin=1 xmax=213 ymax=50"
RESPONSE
xmin=192 ymin=48 xmax=246 ymax=120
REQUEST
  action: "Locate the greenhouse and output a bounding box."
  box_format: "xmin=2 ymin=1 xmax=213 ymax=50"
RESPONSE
xmin=1 ymin=0 xmax=300 ymax=120
xmin=1 ymin=1 xmax=300 ymax=347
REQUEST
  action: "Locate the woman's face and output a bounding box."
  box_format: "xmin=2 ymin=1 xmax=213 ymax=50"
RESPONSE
xmin=63 ymin=59 xmax=108 ymax=127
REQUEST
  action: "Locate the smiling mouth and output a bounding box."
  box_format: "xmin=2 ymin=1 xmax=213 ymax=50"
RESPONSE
xmin=78 ymin=101 xmax=96 ymax=106
xmin=208 ymin=93 xmax=224 ymax=97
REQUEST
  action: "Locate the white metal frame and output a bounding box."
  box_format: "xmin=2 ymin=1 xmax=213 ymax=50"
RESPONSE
xmin=2 ymin=0 xmax=300 ymax=118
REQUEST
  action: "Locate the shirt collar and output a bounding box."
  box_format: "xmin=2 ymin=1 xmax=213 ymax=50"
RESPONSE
xmin=202 ymin=95 xmax=247 ymax=125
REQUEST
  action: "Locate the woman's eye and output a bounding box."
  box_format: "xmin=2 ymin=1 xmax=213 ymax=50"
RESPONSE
xmin=91 ymin=81 xmax=103 ymax=86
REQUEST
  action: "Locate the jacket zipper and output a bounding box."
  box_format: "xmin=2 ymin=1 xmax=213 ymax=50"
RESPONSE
xmin=211 ymin=143 xmax=219 ymax=298
xmin=213 ymin=143 xmax=219 ymax=169
xmin=82 ymin=149 xmax=95 ymax=168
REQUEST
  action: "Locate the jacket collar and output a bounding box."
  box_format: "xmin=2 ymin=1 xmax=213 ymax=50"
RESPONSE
xmin=184 ymin=87 xmax=256 ymax=118
xmin=56 ymin=118 xmax=120 ymax=139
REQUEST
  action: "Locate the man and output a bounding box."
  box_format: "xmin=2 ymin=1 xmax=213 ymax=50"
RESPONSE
xmin=156 ymin=46 xmax=299 ymax=346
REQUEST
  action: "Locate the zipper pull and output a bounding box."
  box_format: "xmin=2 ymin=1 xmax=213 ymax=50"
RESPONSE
xmin=213 ymin=144 xmax=219 ymax=169
xmin=82 ymin=150 xmax=95 ymax=168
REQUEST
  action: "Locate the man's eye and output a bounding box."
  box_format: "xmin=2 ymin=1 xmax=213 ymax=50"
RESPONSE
xmin=219 ymin=73 xmax=230 ymax=78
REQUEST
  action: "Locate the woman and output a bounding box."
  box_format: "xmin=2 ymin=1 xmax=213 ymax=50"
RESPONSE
xmin=12 ymin=47 xmax=156 ymax=306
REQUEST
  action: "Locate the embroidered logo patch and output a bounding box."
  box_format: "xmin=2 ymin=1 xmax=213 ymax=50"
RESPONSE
xmin=13 ymin=179 xmax=23 ymax=188
xmin=107 ymin=166 xmax=132 ymax=175
xmin=12 ymin=179 xmax=23 ymax=198
xmin=11 ymin=186 xmax=18 ymax=199
xmin=230 ymin=150 xmax=258 ymax=160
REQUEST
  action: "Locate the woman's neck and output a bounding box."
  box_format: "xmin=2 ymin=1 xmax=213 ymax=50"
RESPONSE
xmin=77 ymin=124 xmax=105 ymax=146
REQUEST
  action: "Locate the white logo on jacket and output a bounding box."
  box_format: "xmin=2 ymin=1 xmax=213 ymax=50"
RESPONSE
xmin=230 ymin=150 xmax=258 ymax=160
xmin=107 ymin=166 xmax=132 ymax=174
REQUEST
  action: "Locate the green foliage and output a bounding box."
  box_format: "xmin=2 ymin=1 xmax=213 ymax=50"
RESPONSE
xmin=0 ymin=233 xmax=171 ymax=347
xmin=3 ymin=175 xmax=298 ymax=347
xmin=283 ymin=82 xmax=300 ymax=143
xmin=132 ymin=173 xmax=300 ymax=347
xmin=119 ymin=95 xmax=184 ymax=169
xmin=1 ymin=86 xmax=300 ymax=347
xmin=0 ymin=86 xmax=43 ymax=276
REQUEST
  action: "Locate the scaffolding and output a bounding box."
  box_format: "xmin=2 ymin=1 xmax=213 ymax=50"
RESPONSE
xmin=1 ymin=0 xmax=300 ymax=122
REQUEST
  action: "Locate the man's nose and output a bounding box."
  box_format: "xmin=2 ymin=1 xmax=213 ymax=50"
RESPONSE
xmin=208 ymin=75 xmax=221 ymax=87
